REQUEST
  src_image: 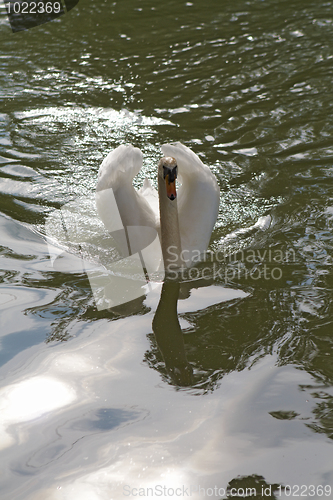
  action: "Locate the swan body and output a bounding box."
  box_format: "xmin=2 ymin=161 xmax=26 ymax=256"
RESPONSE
xmin=96 ymin=142 xmax=220 ymax=270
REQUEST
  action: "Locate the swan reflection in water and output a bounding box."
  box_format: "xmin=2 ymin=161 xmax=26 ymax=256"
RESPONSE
xmin=152 ymin=278 xmax=193 ymax=386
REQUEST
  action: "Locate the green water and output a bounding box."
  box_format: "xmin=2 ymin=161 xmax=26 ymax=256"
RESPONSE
xmin=0 ymin=0 xmax=333 ymax=498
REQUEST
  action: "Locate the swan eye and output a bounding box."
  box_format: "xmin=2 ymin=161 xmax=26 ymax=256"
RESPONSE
xmin=163 ymin=164 xmax=178 ymax=200
xmin=163 ymin=165 xmax=178 ymax=182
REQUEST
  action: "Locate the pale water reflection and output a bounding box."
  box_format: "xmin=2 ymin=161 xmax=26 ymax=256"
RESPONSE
xmin=0 ymin=214 xmax=332 ymax=497
xmin=1 ymin=310 xmax=332 ymax=499
xmin=0 ymin=376 xmax=76 ymax=450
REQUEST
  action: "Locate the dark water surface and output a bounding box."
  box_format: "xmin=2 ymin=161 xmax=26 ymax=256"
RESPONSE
xmin=0 ymin=1 xmax=333 ymax=498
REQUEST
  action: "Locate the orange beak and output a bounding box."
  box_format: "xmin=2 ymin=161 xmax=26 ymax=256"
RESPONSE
xmin=165 ymin=175 xmax=177 ymax=200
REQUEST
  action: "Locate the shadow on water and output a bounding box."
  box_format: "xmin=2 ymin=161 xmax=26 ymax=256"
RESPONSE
xmin=223 ymin=475 xmax=280 ymax=499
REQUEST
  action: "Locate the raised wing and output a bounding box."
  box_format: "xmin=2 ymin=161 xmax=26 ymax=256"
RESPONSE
xmin=96 ymin=144 xmax=158 ymax=257
xmin=161 ymin=142 xmax=220 ymax=262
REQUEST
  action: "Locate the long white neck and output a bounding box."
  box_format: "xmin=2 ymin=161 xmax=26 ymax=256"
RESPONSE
xmin=158 ymin=174 xmax=182 ymax=271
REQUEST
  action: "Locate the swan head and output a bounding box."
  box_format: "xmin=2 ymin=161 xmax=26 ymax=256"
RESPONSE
xmin=158 ymin=156 xmax=178 ymax=201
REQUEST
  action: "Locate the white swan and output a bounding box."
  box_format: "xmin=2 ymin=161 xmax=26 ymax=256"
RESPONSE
xmin=96 ymin=142 xmax=220 ymax=272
